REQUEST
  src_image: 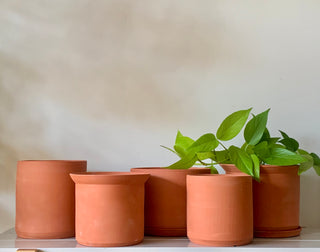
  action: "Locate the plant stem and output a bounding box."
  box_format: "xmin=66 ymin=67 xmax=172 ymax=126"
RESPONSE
xmin=219 ymin=141 xmax=228 ymax=151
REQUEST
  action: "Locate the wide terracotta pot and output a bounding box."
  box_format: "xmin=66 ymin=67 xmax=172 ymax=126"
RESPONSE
xmin=15 ymin=160 xmax=87 ymax=239
xmin=187 ymin=174 xmax=253 ymax=246
xmin=70 ymin=172 xmax=150 ymax=247
xmin=130 ymin=167 xmax=210 ymax=236
xmin=221 ymin=164 xmax=301 ymax=238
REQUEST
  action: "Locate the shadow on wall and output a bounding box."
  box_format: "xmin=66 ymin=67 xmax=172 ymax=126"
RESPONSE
xmin=300 ymin=173 xmax=320 ymax=227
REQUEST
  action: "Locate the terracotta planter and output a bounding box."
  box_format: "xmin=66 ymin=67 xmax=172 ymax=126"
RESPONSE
xmin=130 ymin=167 xmax=210 ymax=236
xmin=221 ymin=164 xmax=301 ymax=238
xmin=15 ymin=160 xmax=87 ymax=239
xmin=70 ymin=172 xmax=149 ymax=247
xmin=187 ymin=174 xmax=253 ymax=246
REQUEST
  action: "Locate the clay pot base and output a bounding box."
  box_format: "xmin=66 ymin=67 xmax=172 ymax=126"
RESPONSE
xmin=254 ymin=226 xmax=302 ymax=238
xmin=77 ymin=239 xmax=143 ymax=247
xmin=189 ymin=237 xmax=252 ymax=247
xmin=145 ymin=227 xmax=186 ymax=237
xmin=16 ymin=230 xmax=75 ymax=239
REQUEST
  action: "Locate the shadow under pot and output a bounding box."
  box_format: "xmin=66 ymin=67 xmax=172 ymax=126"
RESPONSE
xmin=70 ymin=172 xmax=150 ymax=247
xmin=187 ymin=174 xmax=253 ymax=247
xmin=15 ymin=160 xmax=87 ymax=239
xmin=220 ymin=164 xmax=301 ymax=238
xmin=130 ymin=167 xmax=210 ymax=236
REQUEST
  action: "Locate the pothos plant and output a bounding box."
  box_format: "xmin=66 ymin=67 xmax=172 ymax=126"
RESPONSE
xmin=162 ymin=108 xmax=320 ymax=181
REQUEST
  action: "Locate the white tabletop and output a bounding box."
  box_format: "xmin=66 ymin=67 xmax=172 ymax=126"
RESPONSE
xmin=1 ymin=227 xmax=319 ymax=251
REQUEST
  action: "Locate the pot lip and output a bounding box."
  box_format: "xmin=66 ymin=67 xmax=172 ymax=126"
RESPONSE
xmin=71 ymin=171 xmax=148 ymax=176
xmin=187 ymin=173 xmax=252 ymax=182
xmin=187 ymin=173 xmax=251 ymax=178
xmin=70 ymin=172 xmax=150 ymax=184
xmin=131 ymin=167 xmax=210 ymax=172
xmin=18 ymin=160 xmax=87 ymax=163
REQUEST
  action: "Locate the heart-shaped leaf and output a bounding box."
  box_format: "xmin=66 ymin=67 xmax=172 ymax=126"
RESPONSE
xmin=174 ymin=131 xmax=195 ymax=157
xmin=298 ymin=153 xmax=314 ymax=175
xmin=263 ymin=147 xmax=307 ymax=165
xmin=251 ymin=154 xmax=260 ymax=181
xmin=166 ymin=152 xmax=198 ymax=169
xmin=244 ymin=109 xmax=270 ymax=145
xmin=310 ymin=152 xmax=320 ymax=176
xmin=216 ymin=108 xmax=252 ymax=141
xmin=279 ymin=138 xmax=299 ymax=152
xmin=229 ymin=145 xmax=254 ymax=176
xmin=187 ymin=133 xmax=219 ymax=154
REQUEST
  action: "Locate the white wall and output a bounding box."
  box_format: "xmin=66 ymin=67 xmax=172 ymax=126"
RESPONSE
xmin=1 ymin=0 xmax=320 ymax=232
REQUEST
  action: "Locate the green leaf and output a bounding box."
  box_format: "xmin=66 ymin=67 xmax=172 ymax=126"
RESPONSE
xmin=229 ymin=146 xmax=254 ymax=176
xmin=160 ymin=145 xmax=178 ymax=155
xmin=298 ymin=154 xmax=314 ymax=175
xmin=263 ymin=147 xmax=307 ymax=166
xmin=279 ymin=138 xmax=299 ymax=152
xmin=267 ymin=137 xmax=281 ymax=146
xmin=196 ymin=151 xmax=215 ymax=161
xmin=210 ymin=165 xmax=219 ymax=174
xmin=216 ymin=108 xmax=252 ymax=141
xmin=251 ymin=154 xmax=260 ymax=181
xmin=174 ymin=131 xmax=195 ymax=157
xmin=211 ymin=150 xmax=231 ymax=163
xmin=166 ymin=152 xmax=198 ymax=169
xmin=297 ymin=149 xmax=309 ymax=155
xmin=278 ymin=130 xmax=299 ymax=152
xmin=311 ymin=152 xmax=320 ymax=165
xmin=310 ymin=153 xmax=320 ymax=176
xmin=253 ymin=141 xmax=270 ymax=160
xmin=259 ymin=128 xmax=271 ymax=143
xmin=244 ymin=109 xmax=270 ymax=145
xmin=279 ymin=130 xmax=290 ymax=139
xmin=187 ymin=133 xmax=219 ymax=154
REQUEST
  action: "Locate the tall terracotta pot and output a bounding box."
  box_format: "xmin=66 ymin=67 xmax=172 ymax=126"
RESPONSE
xmin=130 ymin=167 xmax=210 ymax=236
xmin=15 ymin=160 xmax=87 ymax=239
xmin=221 ymin=164 xmax=301 ymax=238
xmin=70 ymin=172 xmax=150 ymax=247
xmin=187 ymin=174 xmax=253 ymax=246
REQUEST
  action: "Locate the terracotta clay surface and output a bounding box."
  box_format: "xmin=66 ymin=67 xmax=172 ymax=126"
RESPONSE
xmin=70 ymin=172 xmax=149 ymax=247
xmin=221 ymin=164 xmax=301 ymax=238
xmin=15 ymin=160 xmax=87 ymax=239
xmin=187 ymin=174 xmax=253 ymax=246
xmin=253 ymin=165 xmax=301 ymax=238
xmin=130 ymin=167 xmax=210 ymax=236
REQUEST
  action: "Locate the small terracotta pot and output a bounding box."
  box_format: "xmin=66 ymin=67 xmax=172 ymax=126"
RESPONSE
xmin=130 ymin=167 xmax=210 ymax=236
xmin=221 ymin=164 xmax=301 ymax=238
xmin=15 ymin=160 xmax=87 ymax=239
xmin=253 ymin=165 xmax=301 ymax=238
xmin=70 ymin=172 xmax=150 ymax=247
xmin=187 ymin=174 xmax=253 ymax=246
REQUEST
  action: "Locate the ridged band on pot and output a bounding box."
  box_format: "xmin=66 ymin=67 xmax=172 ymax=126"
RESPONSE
xmin=70 ymin=172 xmax=150 ymax=247
xmin=130 ymin=167 xmax=210 ymax=236
xmin=15 ymin=160 xmax=87 ymax=239
xmin=187 ymin=174 xmax=253 ymax=247
xmin=221 ymin=164 xmax=301 ymax=238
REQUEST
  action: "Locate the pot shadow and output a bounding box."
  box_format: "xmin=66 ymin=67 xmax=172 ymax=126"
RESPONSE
xmin=300 ymin=173 xmax=320 ymax=228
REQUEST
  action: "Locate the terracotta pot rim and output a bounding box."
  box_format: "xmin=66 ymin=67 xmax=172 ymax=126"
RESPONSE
xmin=18 ymin=160 xmax=87 ymax=163
xmin=70 ymin=172 xmax=150 ymax=185
xmin=131 ymin=167 xmax=209 ymax=172
xmin=187 ymin=173 xmax=250 ymax=178
xmin=187 ymin=174 xmax=252 ymax=183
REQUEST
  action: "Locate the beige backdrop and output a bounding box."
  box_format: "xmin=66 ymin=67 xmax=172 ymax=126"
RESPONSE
xmin=1 ymin=0 xmax=320 ymax=232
